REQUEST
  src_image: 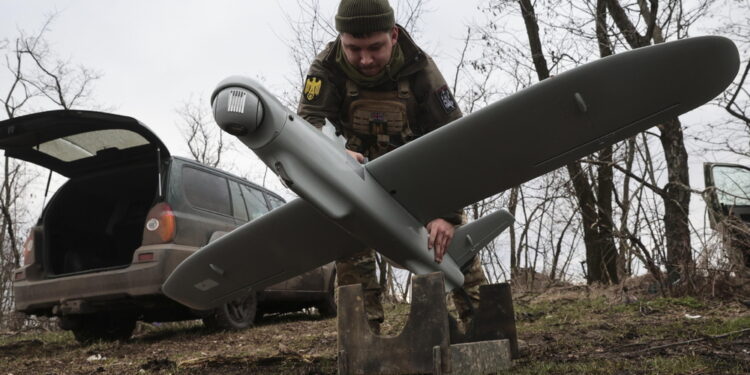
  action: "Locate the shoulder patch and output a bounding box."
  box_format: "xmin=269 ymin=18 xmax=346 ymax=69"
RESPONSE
xmin=435 ymin=85 xmax=457 ymax=114
xmin=304 ymin=75 xmax=324 ymax=102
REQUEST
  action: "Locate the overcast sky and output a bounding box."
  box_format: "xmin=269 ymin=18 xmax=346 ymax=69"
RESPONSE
xmin=3 ymin=1 xmax=743 ymax=174
xmin=0 ymin=0 xmax=498 ymax=205
xmin=0 ymin=1 xmax=484 ymax=163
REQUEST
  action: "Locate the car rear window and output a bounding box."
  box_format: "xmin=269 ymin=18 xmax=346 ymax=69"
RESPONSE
xmin=229 ymin=181 xmax=249 ymax=221
xmin=182 ymin=166 xmax=231 ymax=215
xmin=37 ymin=129 xmax=150 ymax=162
xmin=241 ymin=185 xmax=269 ymax=220
xmin=266 ymin=195 xmax=284 ymax=209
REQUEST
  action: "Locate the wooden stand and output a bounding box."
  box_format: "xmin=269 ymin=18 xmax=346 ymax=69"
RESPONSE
xmin=337 ymin=272 xmax=518 ymax=375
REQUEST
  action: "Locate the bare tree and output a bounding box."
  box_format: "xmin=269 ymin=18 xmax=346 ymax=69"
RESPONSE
xmin=14 ymin=14 xmax=100 ymax=110
xmin=604 ymin=0 xmax=708 ymax=293
xmin=465 ymin=0 xmax=732 ymax=292
xmin=176 ymin=97 xmax=230 ymax=169
xmin=450 ymin=2 xmax=593 ymax=287
xmin=282 ymin=0 xmax=338 ymax=105
xmin=716 ymin=0 xmax=750 ymax=127
xmin=514 ymin=0 xmax=619 ymax=284
xmin=725 ymin=59 xmax=750 ymax=125
xmin=0 ymin=13 xmax=101 ymax=326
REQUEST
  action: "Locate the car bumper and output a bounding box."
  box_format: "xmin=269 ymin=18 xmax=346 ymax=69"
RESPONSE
xmin=14 ymin=245 xmax=196 ymax=314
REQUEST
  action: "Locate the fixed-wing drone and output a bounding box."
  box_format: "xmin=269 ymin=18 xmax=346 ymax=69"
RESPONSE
xmin=163 ymin=36 xmax=738 ymax=310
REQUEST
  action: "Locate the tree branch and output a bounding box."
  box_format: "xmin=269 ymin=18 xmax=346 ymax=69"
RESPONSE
xmin=725 ymin=58 xmax=750 ymax=125
xmin=624 ymin=328 xmax=750 ymax=356
xmin=452 ymin=26 xmax=471 ymax=95
xmin=605 ymin=0 xmax=648 ymax=48
xmin=581 ymin=158 xmax=666 ymax=198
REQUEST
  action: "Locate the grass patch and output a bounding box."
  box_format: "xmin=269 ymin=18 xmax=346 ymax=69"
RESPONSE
xmin=644 ymin=296 xmax=705 ymax=310
xmin=0 ymin=329 xmax=73 ymax=346
xmin=700 ymin=314 xmax=750 ymax=336
xmin=501 ymin=353 xmax=740 ymax=374
xmin=510 ymin=292 xmax=749 ymax=375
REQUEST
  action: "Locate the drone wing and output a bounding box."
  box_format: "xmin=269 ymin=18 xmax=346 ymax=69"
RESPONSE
xmin=367 ymin=36 xmax=739 ymax=224
xmin=162 ymin=198 xmax=363 ymax=310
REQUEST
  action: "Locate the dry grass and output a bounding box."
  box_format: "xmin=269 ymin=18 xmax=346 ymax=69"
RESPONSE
xmin=0 ymin=283 xmax=748 ymax=374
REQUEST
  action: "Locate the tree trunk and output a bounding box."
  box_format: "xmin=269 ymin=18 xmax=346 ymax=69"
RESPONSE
xmin=595 ymin=146 xmax=619 ymax=283
xmin=508 ymin=187 xmax=519 ymax=278
xmin=1 ymin=157 xmax=19 ymax=267
xmin=606 ymin=0 xmax=694 ymax=292
xmin=659 ymin=118 xmax=693 ymax=287
xmin=519 ymin=0 xmax=618 ymax=284
xmin=593 ymin=0 xmax=619 ymax=284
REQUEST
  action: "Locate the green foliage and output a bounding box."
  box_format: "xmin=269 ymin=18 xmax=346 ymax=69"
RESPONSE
xmin=0 ymin=329 xmax=73 ymax=346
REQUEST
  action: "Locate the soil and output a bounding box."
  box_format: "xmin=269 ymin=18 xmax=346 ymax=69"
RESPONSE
xmin=1 ymin=288 xmax=748 ymax=375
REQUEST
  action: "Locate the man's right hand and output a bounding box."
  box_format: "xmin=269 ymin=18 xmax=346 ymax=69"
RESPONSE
xmin=347 ymin=149 xmax=365 ymax=164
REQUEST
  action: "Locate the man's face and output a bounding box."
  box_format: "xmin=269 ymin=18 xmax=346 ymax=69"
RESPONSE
xmin=340 ymin=27 xmax=399 ymax=77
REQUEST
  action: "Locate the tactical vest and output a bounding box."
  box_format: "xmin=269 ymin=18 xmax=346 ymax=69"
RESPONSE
xmin=340 ymin=78 xmax=419 ymax=159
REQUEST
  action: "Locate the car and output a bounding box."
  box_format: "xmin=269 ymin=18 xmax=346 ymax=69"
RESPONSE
xmin=1 ymin=110 xmax=336 ymax=343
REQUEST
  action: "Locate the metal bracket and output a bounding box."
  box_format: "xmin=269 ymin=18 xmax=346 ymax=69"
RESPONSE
xmin=337 ymin=272 xmax=517 ymax=375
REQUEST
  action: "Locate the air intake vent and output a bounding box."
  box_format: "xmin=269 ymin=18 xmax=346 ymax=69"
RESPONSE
xmin=227 ymin=90 xmax=247 ymax=113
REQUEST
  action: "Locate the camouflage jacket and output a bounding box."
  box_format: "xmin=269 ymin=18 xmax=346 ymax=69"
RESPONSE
xmin=297 ymin=26 xmax=462 ymax=135
xmin=296 ymin=27 xmax=464 ymax=225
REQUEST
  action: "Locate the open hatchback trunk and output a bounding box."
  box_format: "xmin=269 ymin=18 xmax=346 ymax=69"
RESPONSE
xmin=0 ymin=110 xmax=170 ymax=276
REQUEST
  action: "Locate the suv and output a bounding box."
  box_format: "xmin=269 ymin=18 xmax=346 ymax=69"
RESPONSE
xmin=1 ymin=110 xmax=336 ymax=343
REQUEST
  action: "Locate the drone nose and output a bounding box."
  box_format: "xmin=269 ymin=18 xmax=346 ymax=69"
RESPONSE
xmin=212 ymin=87 xmax=264 ymax=136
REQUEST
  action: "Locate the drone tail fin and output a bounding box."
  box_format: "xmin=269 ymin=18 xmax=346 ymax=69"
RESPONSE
xmin=447 ymin=209 xmax=515 ymax=270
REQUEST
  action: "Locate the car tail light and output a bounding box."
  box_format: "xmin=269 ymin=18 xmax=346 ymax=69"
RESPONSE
xmin=22 ymin=233 xmax=34 ymax=266
xmin=136 ymin=252 xmax=155 ymax=263
xmin=142 ymin=202 xmax=176 ymax=245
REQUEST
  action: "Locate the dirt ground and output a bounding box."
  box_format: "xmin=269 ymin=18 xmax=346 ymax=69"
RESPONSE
xmin=1 ymin=286 xmax=748 ymax=375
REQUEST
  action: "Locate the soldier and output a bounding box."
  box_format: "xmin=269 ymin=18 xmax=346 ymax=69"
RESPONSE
xmin=297 ymin=0 xmax=487 ymax=333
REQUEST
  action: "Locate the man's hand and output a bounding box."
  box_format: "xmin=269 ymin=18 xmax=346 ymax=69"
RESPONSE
xmin=426 ymin=218 xmax=455 ymax=263
xmin=347 ymin=149 xmax=365 ymax=164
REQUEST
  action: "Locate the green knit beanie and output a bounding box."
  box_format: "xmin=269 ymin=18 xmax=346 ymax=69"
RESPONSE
xmin=335 ymin=0 xmax=395 ymax=34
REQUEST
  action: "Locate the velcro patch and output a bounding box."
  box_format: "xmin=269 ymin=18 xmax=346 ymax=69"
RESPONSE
xmin=304 ymin=75 xmax=323 ymax=102
xmin=436 ymin=85 xmax=457 ymax=113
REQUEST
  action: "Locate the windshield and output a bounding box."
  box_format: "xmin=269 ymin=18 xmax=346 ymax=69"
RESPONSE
xmin=711 ymin=165 xmax=750 ymax=206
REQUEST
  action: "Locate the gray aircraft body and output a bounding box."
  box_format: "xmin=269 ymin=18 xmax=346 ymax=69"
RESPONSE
xmin=163 ymin=36 xmax=739 ymax=311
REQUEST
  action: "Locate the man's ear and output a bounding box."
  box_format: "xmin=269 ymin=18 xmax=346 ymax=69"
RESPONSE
xmin=390 ymin=26 xmax=399 ymax=44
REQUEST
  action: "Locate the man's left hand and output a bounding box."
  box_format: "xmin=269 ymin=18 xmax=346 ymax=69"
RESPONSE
xmin=426 ymin=218 xmax=455 ymax=263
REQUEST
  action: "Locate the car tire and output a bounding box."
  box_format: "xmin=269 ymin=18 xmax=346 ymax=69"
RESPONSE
xmin=202 ymin=291 xmax=257 ymax=330
xmin=317 ymin=276 xmax=337 ymax=318
xmin=68 ymin=313 xmax=137 ymax=344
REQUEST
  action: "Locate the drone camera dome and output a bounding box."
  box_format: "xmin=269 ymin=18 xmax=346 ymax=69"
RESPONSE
xmin=212 ymin=87 xmax=264 ymax=136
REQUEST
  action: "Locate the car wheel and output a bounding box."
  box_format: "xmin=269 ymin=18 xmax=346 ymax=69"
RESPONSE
xmin=203 ymin=291 xmax=257 ymax=330
xmin=69 ymin=313 xmax=137 ymax=344
xmin=317 ymin=278 xmax=337 ymax=318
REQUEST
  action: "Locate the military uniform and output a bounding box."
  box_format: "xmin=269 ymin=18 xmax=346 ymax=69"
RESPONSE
xmin=297 ymin=25 xmax=487 ymax=330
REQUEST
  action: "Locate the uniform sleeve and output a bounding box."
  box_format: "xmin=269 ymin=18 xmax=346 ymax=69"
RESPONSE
xmin=296 ymin=57 xmax=343 ymax=129
xmin=413 ymin=56 xmax=463 ymax=134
